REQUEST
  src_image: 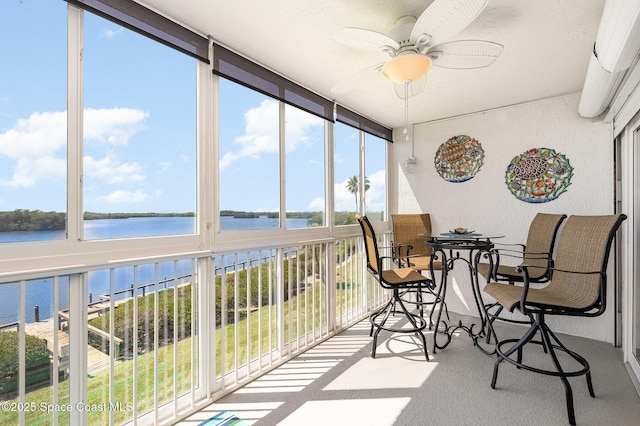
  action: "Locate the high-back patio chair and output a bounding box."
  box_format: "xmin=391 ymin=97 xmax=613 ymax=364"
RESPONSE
xmin=391 ymin=213 xmax=442 ymax=273
xmin=357 ymin=215 xmax=431 ymax=360
xmin=391 ymin=213 xmax=445 ymax=324
xmin=477 ymin=213 xmax=567 ymax=324
xmin=483 ymin=214 xmax=626 ymax=426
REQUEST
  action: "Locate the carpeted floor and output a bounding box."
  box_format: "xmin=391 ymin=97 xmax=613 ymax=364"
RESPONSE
xmin=179 ymin=313 xmax=640 ymax=426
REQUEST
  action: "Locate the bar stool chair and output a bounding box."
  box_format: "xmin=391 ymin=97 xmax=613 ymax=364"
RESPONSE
xmin=357 ymin=215 xmax=431 ymax=360
xmin=484 ymin=214 xmax=626 ymax=425
xmin=391 ymin=213 xmax=445 ymax=325
xmin=478 ymin=213 xmax=566 ymax=325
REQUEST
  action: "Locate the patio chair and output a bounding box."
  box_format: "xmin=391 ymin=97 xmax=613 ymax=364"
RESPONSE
xmin=391 ymin=213 xmax=445 ymax=324
xmin=477 ymin=213 xmax=567 ymax=324
xmin=484 ymin=214 xmax=626 ymax=426
xmin=391 ymin=213 xmax=442 ymax=273
xmin=357 ymin=215 xmax=431 ymax=360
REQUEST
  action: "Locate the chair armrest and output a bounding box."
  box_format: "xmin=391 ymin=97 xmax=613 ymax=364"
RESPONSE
xmin=391 ymin=242 xmax=416 ymax=267
xmin=516 ymin=264 xmax=604 ymax=314
xmin=492 ymin=242 xmax=526 ymax=251
xmin=484 ymin=250 xmax=552 ymax=282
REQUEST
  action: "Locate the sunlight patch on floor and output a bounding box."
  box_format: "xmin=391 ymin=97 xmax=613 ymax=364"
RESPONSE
xmin=324 ymin=334 xmax=437 ymax=390
xmin=277 ymin=397 xmax=412 ymax=426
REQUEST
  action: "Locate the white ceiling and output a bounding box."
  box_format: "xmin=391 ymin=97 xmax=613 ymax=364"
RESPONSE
xmin=140 ymin=0 xmax=606 ymax=129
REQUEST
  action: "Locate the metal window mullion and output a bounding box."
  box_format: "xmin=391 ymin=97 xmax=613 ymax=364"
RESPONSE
xmin=279 ymin=101 xmax=286 ymax=229
xmin=197 ymin=257 xmax=211 ymax=400
xmin=173 ymin=260 xmax=179 ymax=415
xmin=233 ymin=254 xmax=239 ymax=384
xmin=340 ymin=239 xmax=346 ymax=324
xmin=288 ymin=248 xmax=294 ymax=353
xmin=109 ymin=269 xmax=116 ymax=426
xmin=220 ymin=255 xmax=227 ymax=384
xmin=132 ymin=268 xmax=139 ymax=421
xmin=298 ymin=246 xmax=302 ymax=345
xmin=67 ymin=3 xmax=83 ymax=242
xmin=276 ymin=248 xmax=284 ymax=360
xmin=52 ymin=276 xmax=60 ymax=426
xmin=267 ymin=251 xmax=272 ymax=364
xmin=68 ymin=272 xmax=87 ymax=426
xmin=153 ymin=264 xmax=159 ymax=424
xmin=257 ymin=251 xmax=263 ymax=370
xmin=306 ymin=246 xmax=311 ymax=345
xmin=190 ymin=258 xmax=197 ymax=404
xmin=359 ymin=130 xmax=366 ymax=215
xmin=246 ymin=251 xmax=251 ymax=374
xmin=18 ymin=280 xmax=25 ymax=426
xmin=326 ymin=119 xmax=334 ymax=230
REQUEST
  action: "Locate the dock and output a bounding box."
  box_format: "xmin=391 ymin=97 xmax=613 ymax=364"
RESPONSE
xmin=23 ymin=315 xmax=122 ymax=377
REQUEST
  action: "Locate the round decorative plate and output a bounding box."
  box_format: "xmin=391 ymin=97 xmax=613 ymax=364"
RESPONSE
xmin=434 ymin=135 xmax=484 ymax=182
xmin=505 ymin=147 xmax=573 ymax=203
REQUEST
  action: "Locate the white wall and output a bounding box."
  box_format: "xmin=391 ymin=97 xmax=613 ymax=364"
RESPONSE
xmin=390 ymin=93 xmax=617 ymax=342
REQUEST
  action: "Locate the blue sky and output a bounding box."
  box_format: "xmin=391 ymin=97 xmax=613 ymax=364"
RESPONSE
xmin=0 ymin=0 xmax=385 ymax=214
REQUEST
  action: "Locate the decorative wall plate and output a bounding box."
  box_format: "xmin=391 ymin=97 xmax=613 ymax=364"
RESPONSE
xmin=505 ymin=147 xmax=573 ymax=203
xmin=434 ymin=135 xmax=484 ymax=182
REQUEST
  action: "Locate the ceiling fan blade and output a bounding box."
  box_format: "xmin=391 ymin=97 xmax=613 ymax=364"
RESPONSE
xmin=428 ymin=40 xmax=503 ymax=69
xmin=331 ymin=27 xmax=400 ymax=52
xmin=393 ymin=77 xmax=426 ymax=99
xmin=331 ymin=63 xmax=385 ymax=95
xmin=410 ymin=0 xmax=489 ymax=48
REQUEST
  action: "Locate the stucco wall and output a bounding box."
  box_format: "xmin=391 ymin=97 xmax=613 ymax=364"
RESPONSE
xmin=390 ymin=93 xmax=616 ymax=343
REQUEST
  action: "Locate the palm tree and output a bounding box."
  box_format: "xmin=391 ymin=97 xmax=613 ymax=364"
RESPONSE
xmin=345 ymin=175 xmax=370 ymax=212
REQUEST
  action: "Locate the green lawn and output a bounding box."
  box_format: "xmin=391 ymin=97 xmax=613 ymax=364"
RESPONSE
xmin=0 ymin=279 xmax=364 ymax=425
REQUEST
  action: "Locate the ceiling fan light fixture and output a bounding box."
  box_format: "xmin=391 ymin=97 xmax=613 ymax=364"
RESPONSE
xmin=382 ymin=53 xmax=432 ymax=83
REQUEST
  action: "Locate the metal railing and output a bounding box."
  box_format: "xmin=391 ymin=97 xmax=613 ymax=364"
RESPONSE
xmin=0 ymin=234 xmax=386 ymax=425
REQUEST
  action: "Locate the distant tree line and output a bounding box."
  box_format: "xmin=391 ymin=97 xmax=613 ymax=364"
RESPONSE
xmin=0 ymin=210 xmax=196 ymax=232
xmin=0 ymin=209 xmax=373 ymax=232
xmin=0 ymin=210 xmax=66 ymax=232
xmin=83 ymin=211 xmax=194 ymax=220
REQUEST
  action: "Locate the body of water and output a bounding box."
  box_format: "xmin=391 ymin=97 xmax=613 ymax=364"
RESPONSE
xmin=0 ymin=216 xmax=309 ymax=325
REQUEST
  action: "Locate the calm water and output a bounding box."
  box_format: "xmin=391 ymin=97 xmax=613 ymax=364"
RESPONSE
xmin=0 ymin=216 xmax=308 ymax=325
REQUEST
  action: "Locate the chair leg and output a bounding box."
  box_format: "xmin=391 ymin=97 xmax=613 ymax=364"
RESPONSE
xmin=369 ymin=299 xmax=394 ymax=357
xmin=369 ymin=290 xmax=429 ymax=360
xmin=394 ymin=291 xmax=429 ymax=361
xmin=492 ymin=313 xmax=593 ymax=426
xmin=539 ymin=322 xmax=576 ymax=426
xmin=545 ymin=322 xmax=596 ymax=398
xmin=491 ymin=321 xmax=539 ymax=389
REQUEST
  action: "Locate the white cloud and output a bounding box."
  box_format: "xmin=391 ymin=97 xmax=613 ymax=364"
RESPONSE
xmin=1 ymin=156 xmax=66 ymax=188
xmin=84 ymin=155 xmax=145 ymax=184
xmin=0 ymin=108 xmax=148 ymax=188
xmin=157 ymin=161 xmax=172 ymax=173
xmin=365 ymin=169 xmax=386 ymax=210
xmin=103 ymin=189 xmax=149 ymax=204
xmin=84 ymin=107 xmax=148 ymax=146
xmin=220 ymin=99 xmax=322 ymax=169
xmin=308 ymin=197 xmax=325 ymax=210
xmin=100 ymin=27 xmax=124 ymax=40
xmin=0 ymin=111 xmax=67 ymax=159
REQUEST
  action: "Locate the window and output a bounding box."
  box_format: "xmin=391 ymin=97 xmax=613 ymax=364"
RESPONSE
xmin=333 ymin=122 xmax=360 ymax=225
xmin=82 ymin=12 xmax=197 ymax=239
xmin=218 ymin=79 xmax=280 ymax=231
xmin=0 ymin=0 xmax=67 ymax=243
xmin=334 ymin=105 xmax=391 ymax=224
xmin=364 ymin=133 xmax=387 ymax=222
xmin=285 ymin=104 xmax=326 ymax=228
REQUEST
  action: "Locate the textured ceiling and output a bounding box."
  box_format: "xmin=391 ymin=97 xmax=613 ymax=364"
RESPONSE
xmin=140 ymin=0 xmax=606 ymax=129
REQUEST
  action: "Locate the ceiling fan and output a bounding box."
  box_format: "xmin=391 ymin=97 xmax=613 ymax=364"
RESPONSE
xmin=331 ymin=0 xmax=503 ymax=99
